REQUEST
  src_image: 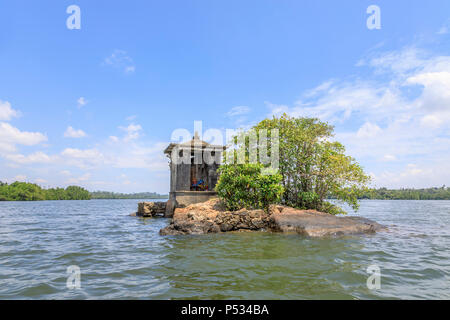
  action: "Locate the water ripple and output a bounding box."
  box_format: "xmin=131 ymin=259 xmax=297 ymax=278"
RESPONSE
xmin=0 ymin=199 xmax=449 ymax=299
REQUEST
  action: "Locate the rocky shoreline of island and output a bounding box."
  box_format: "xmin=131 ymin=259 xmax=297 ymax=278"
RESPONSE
xmin=132 ymin=199 xmax=386 ymax=237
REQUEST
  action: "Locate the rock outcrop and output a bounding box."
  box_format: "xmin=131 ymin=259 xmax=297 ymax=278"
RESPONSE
xmin=268 ymin=206 xmax=384 ymax=237
xmin=159 ymin=199 xmax=385 ymax=237
xmin=159 ymin=199 xmax=222 ymax=235
xmin=136 ymin=201 xmax=166 ymax=217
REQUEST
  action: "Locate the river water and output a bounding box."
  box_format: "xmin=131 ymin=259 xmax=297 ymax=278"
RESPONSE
xmin=0 ymin=199 xmax=449 ymax=299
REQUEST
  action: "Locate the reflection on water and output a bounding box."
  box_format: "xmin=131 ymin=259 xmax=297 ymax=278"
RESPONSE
xmin=0 ymin=199 xmax=449 ymax=299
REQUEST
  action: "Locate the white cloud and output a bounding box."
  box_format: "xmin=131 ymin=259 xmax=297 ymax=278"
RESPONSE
xmin=109 ymin=135 xmax=119 ymax=142
xmin=356 ymin=122 xmax=382 ymax=139
xmin=266 ymin=101 xmax=290 ymax=118
xmin=0 ymin=122 xmax=47 ymax=152
xmin=125 ymin=66 xmax=135 ymax=73
xmin=406 ymin=71 xmax=450 ymax=129
xmin=420 ymin=114 xmax=443 ymax=129
xmin=111 ymin=143 xmax=168 ymax=171
xmin=119 ymin=123 xmax=142 ymax=141
xmin=266 ymin=46 xmax=450 ymax=188
xmin=5 ymin=152 xmax=55 ymax=164
xmin=0 ymin=102 xmax=169 ymax=192
xmin=64 ymin=126 xmax=87 ymax=138
xmin=372 ymin=162 xmax=450 ymax=189
xmin=0 ymin=100 xmax=20 ymax=121
xmin=61 ymin=148 xmax=102 ymax=159
xmin=61 ymin=148 xmax=104 ymax=169
xmin=66 ymin=173 xmax=91 ymax=184
xmin=382 ymin=154 xmax=397 ymax=162
xmin=77 ymin=97 xmax=87 ymax=108
xmin=103 ymin=50 xmax=135 ymax=74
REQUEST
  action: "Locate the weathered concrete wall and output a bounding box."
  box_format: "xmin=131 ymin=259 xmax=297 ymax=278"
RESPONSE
xmin=174 ymin=191 xmax=218 ymax=207
xmin=165 ymin=196 xmax=176 ymax=218
xmin=176 ymin=163 xmax=191 ymax=191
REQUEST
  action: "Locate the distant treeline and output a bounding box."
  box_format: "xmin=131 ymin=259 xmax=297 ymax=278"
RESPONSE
xmin=0 ymin=181 xmax=90 ymax=201
xmin=90 ymin=191 xmax=168 ymax=199
xmin=359 ymin=187 xmax=450 ymax=200
xmin=0 ymin=181 xmax=168 ymax=201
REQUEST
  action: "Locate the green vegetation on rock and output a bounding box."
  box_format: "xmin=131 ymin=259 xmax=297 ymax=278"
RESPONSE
xmin=218 ymin=114 xmax=371 ymax=215
xmin=216 ymin=163 xmax=284 ymax=211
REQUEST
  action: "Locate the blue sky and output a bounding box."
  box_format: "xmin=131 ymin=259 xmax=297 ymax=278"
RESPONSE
xmin=1 ymin=0 xmax=450 ymax=193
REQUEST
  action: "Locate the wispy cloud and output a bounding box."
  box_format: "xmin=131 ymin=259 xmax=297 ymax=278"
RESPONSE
xmin=226 ymin=106 xmax=254 ymax=129
xmin=14 ymin=175 xmax=27 ymax=182
xmin=66 ymin=173 xmax=91 ymax=184
xmin=103 ymin=50 xmax=136 ymax=74
xmin=437 ymin=19 xmax=450 ymax=35
xmin=227 ymin=106 xmax=251 ymax=117
xmin=4 ymin=152 xmax=55 ymax=164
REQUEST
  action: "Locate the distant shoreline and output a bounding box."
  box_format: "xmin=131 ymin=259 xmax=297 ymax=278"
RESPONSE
xmin=2 ymin=181 xmax=449 ymax=201
xmin=1 ymin=198 xmax=449 ymax=202
xmin=356 ymin=187 xmax=450 ymax=201
xmin=0 ymin=181 xmax=168 ymax=201
xmin=90 ymin=191 xmax=168 ymax=200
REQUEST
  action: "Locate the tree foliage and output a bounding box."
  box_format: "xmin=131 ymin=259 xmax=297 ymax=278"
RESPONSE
xmin=0 ymin=182 xmax=91 ymax=201
xmin=234 ymin=114 xmax=371 ymax=215
xmin=216 ymin=163 xmax=284 ymax=211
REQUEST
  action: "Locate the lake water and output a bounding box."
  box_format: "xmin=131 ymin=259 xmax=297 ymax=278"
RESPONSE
xmin=0 ymin=199 xmax=449 ymax=299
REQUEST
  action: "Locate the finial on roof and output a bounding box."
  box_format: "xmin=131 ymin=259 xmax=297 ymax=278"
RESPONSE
xmin=194 ymin=131 xmax=200 ymax=140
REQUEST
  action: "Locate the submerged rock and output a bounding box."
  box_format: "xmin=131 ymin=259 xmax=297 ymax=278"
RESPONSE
xmin=159 ymin=199 xmax=385 ymax=237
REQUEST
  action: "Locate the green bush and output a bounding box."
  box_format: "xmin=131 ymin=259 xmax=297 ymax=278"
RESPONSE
xmin=215 ymin=163 xmax=284 ymax=211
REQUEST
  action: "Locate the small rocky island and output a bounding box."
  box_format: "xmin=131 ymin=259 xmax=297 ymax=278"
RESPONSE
xmin=135 ymin=199 xmax=385 ymax=237
xmin=132 ymin=129 xmax=385 ymax=237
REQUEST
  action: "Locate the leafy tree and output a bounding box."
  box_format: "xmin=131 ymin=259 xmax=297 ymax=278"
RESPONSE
xmin=65 ymin=186 xmax=90 ymax=200
xmin=231 ymin=114 xmax=371 ymax=215
xmin=7 ymin=182 xmax=46 ymax=201
xmin=216 ymin=163 xmax=284 ymax=211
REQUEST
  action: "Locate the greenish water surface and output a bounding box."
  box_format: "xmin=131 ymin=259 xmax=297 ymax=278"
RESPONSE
xmin=0 ymin=199 xmax=449 ymax=299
